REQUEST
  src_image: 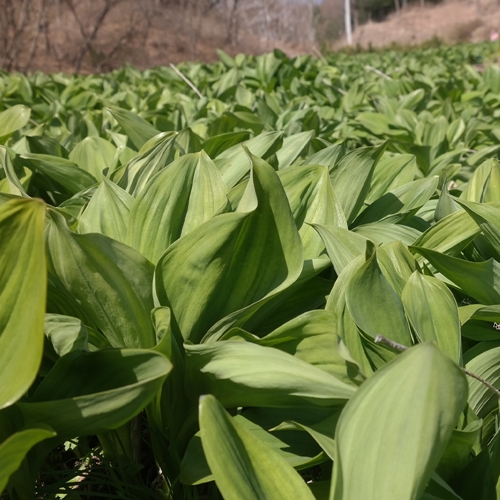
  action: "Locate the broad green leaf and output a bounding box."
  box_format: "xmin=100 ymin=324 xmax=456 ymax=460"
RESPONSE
xmin=273 ymin=413 xmax=340 ymax=460
xmin=365 ymin=153 xmax=417 ymax=204
xmin=465 ymin=344 xmax=500 ymax=417
xmin=44 ymin=314 xmax=89 ymax=357
xmin=331 ymin=343 xmax=468 ymax=500
xmin=329 ymin=142 xmax=386 ymax=224
xmin=303 ymin=143 xmax=346 ymax=172
xmin=346 ymin=248 xmax=412 ymax=346
xmin=0 ymin=146 xmax=27 ymax=196
xmin=0 ymin=428 xmax=56 ymax=494
xmin=199 ymin=395 xmax=317 ymax=500
xmin=176 ymin=127 xmax=202 ymax=154
xmin=353 ymin=222 xmax=421 ymax=246
xmin=69 ymin=136 xmax=117 ymax=181
xmin=412 ymin=247 xmax=500 ymax=305
xmin=216 ymin=131 xmax=283 ymax=188
xmin=225 ymin=310 xmax=361 ymax=386
xmin=20 ymin=153 xmax=97 ymax=195
xmin=155 ymin=150 xmax=303 ymax=343
xmin=454 ymin=198 xmax=500 ymax=257
xmin=201 ymin=131 xmax=251 ymax=158
xmin=435 ymin=184 xmax=459 ymax=221
xmin=313 ymin=224 xmax=368 ymax=275
xmin=181 ymin=412 xmax=323 ymax=485
xmin=411 ymin=209 xmax=483 ymax=257
xmin=18 ymin=349 xmax=171 ymax=437
xmin=0 ymin=105 xmax=31 ymax=143
xmin=460 ymin=159 xmax=500 ymax=203
xmin=0 ymin=198 xmax=46 ymax=409
xmin=402 ymin=272 xmax=461 ymax=362
xmin=46 ymin=210 xmax=155 ymax=348
xmin=115 ymin=135 xmax=178 ymax=195
xmin=278 ymin=164 xmax=346 ymax=259
xmin=107 ymin=106 xmax=161 ymax=150
xmin=326 ymin=256 xmax=373 ymax=376
xmin=186 ymin=340 xmax=356 ymax=408
xmin=207 ymin=258 xmax=332 ymax=340
xmin=78 ymin=177 xmax=133 ymax=244
xmin=437 ymin=420 xmax=482 ymax=482
xmin=354 ymin=176 xmax=438 ymax=225
xmin=128 ymin=151 xmax=227 ymax=263
xmin=277 ymin=131 xmax=314 ymax=169
xmin=376 ymin=241 xmax=417 ymax=296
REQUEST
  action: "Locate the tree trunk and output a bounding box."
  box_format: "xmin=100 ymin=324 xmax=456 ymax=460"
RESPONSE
xmin=345 ymin=0 xmax=352 ymax=45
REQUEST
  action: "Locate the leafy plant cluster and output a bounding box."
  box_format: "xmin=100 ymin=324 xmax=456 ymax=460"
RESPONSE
xmin=2 ymin=43 xmax=500 ymax=499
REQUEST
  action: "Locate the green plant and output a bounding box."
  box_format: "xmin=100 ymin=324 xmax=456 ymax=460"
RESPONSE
xmin=2 ymin=45 xmax=500 ymax=500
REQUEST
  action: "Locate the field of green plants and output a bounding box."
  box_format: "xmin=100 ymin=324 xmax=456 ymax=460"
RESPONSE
xmin=2 ymin=42 xmax=500 ymax=499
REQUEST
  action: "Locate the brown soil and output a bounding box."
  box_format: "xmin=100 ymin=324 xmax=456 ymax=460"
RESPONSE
xmin=334 ymin=0 xmax=500 ymax=49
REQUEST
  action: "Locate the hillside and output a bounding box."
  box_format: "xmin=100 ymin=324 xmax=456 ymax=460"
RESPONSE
xmin=326 ymin=0 xmax=500 ymax=49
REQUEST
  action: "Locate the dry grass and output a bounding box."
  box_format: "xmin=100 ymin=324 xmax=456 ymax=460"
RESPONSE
xmin=333 ymin=0 xmax=500 ymax=50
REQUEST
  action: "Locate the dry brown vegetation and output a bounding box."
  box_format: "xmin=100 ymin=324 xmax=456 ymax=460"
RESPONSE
xmin=325 ymin=0 xmax=500 ymax=49
xmin=0 ymin=0 xmax=315 ymax=73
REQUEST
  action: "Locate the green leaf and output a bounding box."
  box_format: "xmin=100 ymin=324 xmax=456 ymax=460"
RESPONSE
xmin=273 ymin=413 xmax=339 ymax=460
xmin=0 ymin=198 xmax=46 ymax=409
xmin=303 ymin=143 xmax=346 ymax=172
xmin=437 ymin=420 xmax=482 ymax=482
xmin=128 ymin=151 xmax=227 ymax=263
xmin=329 ymin=142 xmax=386 ymax=224
xmin=69 ymin=136 xmax=117 ymax=181
xmin=278 ymin=164 xmax=346 ymax=259
xmin=21 ymin=153 xmax=97 ymax=195
xmin=353 ymin=222 xmax=421 ymax=246
xmin=465 ymin=344 xmax=500 ymax=417
xmin=331 ymin=343 xmax=468 ymax=500
xmin=155 ymin=150 xmax=303 ymax=343
xmin=277 ymin=131 xmax=314 ymax=169
xmin=18 ymin=349 xmax=171 ymax=437
xmin=46 ymin=210 xmax=155 ymax=348
xmin=186 ymin=340 xmax=356 ymax=408
xmin=354 ymin=176 xmax=438 ymax=226
xmin=227 ymin=310 xmax=361 ymax=386
xmin=201 ymin=131 xmax=251 ymax=158
xmin=453 ymin=198 xmax=500 ymax=257
xmin=0 ymin=105 xmax=31 ymax=143
xmin=411 ymin=247 xmax=500 ymax=305
xmin=313 ymin=224 xmax=368 ymax=275
xmin=411 ymin=209 xmax=484 ymax=257
xmin=107 ymin=106 xmax=161 ymax=150
xmin=346 ymin=248 xmax=413 ymax=346
xmin=115 ymin=135 xmax=178 ymax=196
xmin=460 ymin=159 xmax=500 ymax=203
xmin=0 ymin=146 xmax=27 ymax=196
xmin=44 ymin=314 xmax=89 ymax=357
xmin=181 ymin=412 xmax=323 ymax=485
xmin=365 ymin=153 xmax=417 ymax=204
xmin=0 ymin=428 xmax=56 ymax=494
xmin=402 ymin=272 xmax=461 ymax=362
xmin=216 ymin=131 xmax=283 ymax=188
xmin=199 ymin=395 xmax=317 ymax=500
xmin=78 ymin=177 xmax=133 ymax=244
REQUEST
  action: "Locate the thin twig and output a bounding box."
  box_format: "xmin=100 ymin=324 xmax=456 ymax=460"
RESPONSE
xmin=374 ymin=334 xmax=408 ymax=351
xmin=312 ymin=45 xmax=328 ymax=64
xmin=365 ymin=64 xmax=393 ymax=81
xmin=462 ymin=367 xmax=500 ymax=399
xmin=374 ymin=334 xmax=500 ymax=399
xmin=169 ymin=63 xmax=203 ymax=99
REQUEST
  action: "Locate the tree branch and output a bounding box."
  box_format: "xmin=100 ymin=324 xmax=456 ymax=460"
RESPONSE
xmin=374 ymin=334 xmax=500 ymax=400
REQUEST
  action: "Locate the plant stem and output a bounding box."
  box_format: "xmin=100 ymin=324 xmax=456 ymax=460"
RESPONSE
xmin=374 ymin=334 xmax=500 ymax=399
xmin=169 ymin=63 xmax=203 ymax=99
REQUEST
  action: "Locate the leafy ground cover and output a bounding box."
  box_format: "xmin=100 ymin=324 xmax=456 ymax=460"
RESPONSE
xmin=2 ymin=43 xmax=500 ymax=499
